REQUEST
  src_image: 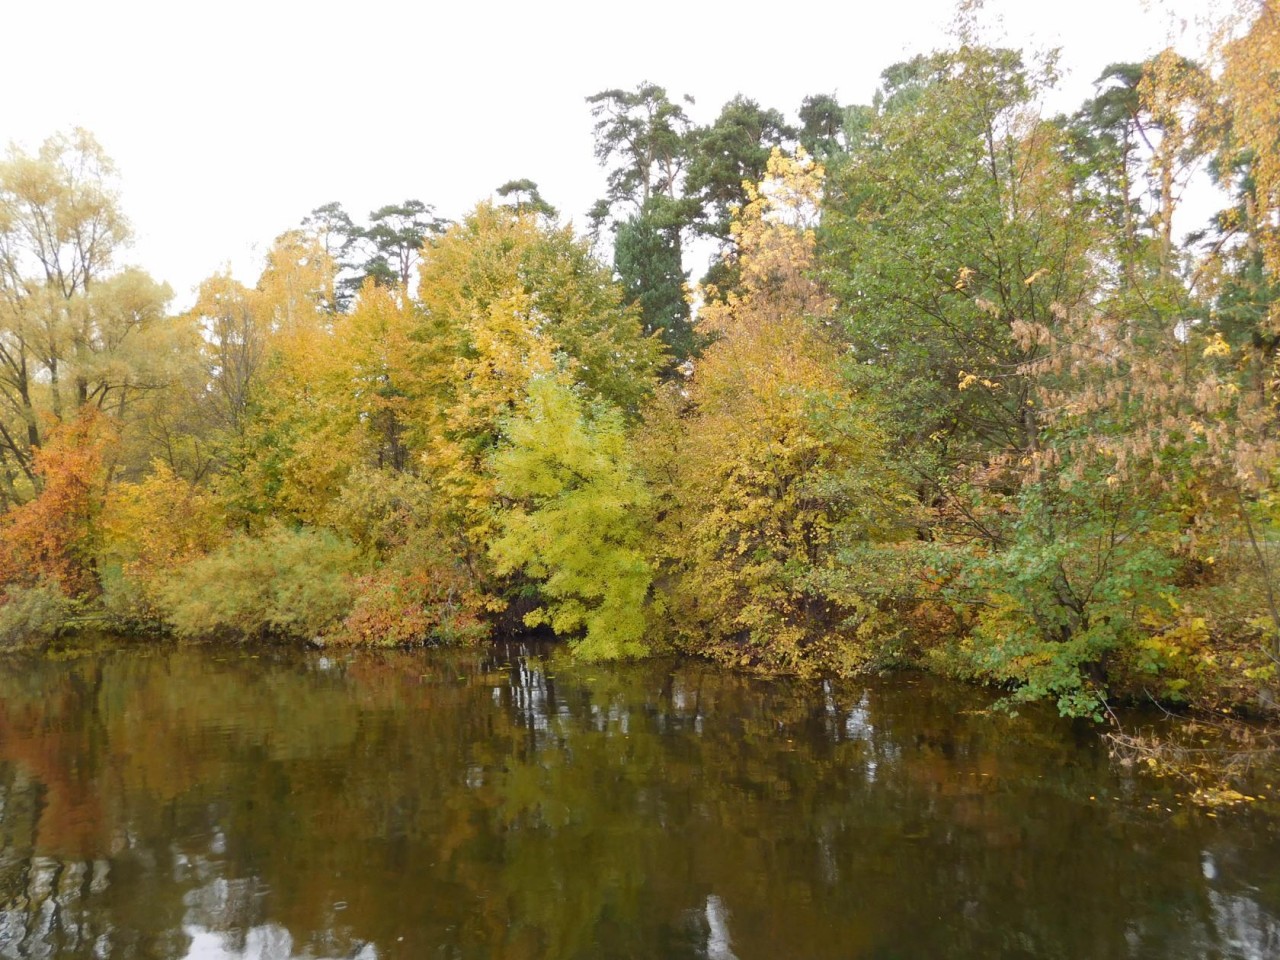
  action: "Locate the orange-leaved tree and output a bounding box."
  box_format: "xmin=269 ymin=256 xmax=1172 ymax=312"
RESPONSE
xmin=0 ymin=409 xmax=114 ymax=598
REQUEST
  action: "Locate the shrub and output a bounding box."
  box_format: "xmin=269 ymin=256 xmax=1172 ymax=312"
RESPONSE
xmin=0 ymin=582 xmax=75 ymax=649
xmin=159 ymin=526 xmax=362 ymax=641
xmin=330 ymin=544 xmax=488 ymax=647
xmin=324 ymin=464 xmax=435 ymax=557
xmin=97 ymin=463 xmax=227 ymax=626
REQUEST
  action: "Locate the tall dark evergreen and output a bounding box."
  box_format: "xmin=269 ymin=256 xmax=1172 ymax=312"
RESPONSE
xmin=614 ymin=206 xmax=693 ymax=362
xmin=360 ymin=200 xmax=447 ymax=290
xmin=587 ymin=83 xmax=700 ymax=364
xmin=798 ymin=93 xmax=847 ymax=158
xmin=495 ymin=179 xmax=558 ymax=219
xmin=685 ymin=95 xmax=794 ymax=244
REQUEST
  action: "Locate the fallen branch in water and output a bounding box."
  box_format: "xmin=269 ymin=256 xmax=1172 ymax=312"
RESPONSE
xmin=1104 ymin=698 xmax=1280 ymax=807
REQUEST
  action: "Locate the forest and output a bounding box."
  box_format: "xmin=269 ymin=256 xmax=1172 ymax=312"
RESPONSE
xmin=0 ymin=4 xmax=1277 ymax=721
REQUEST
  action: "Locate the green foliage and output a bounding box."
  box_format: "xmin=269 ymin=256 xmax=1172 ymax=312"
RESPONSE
xmin=299 ymin=199 xmax=446 ymax=306
xmin=360 ymin=200 xmax=447 ymax=289
xmin=159 ymin=526 xmax=362 ymax=642
xmin=822 ymin=46 xmax=1091 ymax=472
xmin=613 ymin=206 xmax=695 ymax=362
xmin=586 ymin=82 xmax=696 ymax=228
xmin=491 ymin=377 xmax=654 ymax=660
xmin=495 ymin=178 xmax=558 ymax=219
xmin=685 ymin=95 xmax=795 ymax=242
xmin=938 ymin=475 xmax=1183 ymax=718
xmin=798 ymin=93 xmax=849 ymax=158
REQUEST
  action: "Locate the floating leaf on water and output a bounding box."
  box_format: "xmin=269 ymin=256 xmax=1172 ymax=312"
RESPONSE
xmin=1191 ymin=787 xmax=1252 ymax=807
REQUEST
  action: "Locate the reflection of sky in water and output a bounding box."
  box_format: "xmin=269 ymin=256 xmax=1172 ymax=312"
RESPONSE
xmin=704 ymin=895 xmax=739 ymax=960
xmin=845 ymin=694 xmax=874 ymax=740
xmin=511 ymin=661 xmax=551 ymax=732
xmin=182 ymin=877 xmax=378 ymax=960
xmin=183 ymin=924 xmax=378 ymax=960
xmin=1207 ymin=893 xmax=1280 ymax=960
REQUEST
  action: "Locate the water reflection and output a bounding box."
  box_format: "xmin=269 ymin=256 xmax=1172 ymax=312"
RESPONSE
xmin=703 ymin=895 xmax=737 ymax=960
xmin=183 ymin=919 xmax=379 ymax=960
xmin=0 ymin=644 xmax=1277 ymax=959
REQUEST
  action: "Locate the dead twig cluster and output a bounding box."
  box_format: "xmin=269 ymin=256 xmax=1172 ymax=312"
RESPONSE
xmin=1104 ymin=702 xmax=1280 ymax=807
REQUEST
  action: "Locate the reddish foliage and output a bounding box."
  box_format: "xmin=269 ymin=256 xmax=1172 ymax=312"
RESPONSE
xmin=0 ymin=411 xmax=113 ymax=597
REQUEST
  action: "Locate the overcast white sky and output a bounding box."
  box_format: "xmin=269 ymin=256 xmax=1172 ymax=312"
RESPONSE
xmin=2 ymin=0 xmax=1223 ymax=308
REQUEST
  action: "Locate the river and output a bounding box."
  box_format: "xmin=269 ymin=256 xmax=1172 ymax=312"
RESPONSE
xmin=0 ymin=643 xmax=1277 ymax=959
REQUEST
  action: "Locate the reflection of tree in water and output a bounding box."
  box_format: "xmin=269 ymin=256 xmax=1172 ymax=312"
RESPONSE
xmin=0 ymin=646 xmax=1277 ymax=959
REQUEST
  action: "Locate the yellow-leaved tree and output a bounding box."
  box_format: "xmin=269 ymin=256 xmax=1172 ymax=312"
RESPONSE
xmin=220 ymin=231 xmax=347 ymax=525
xmin=0 ymin=129 xmax=194 ymax=506
xmin=647 ymin=150 xmax=910 ymax=673
xmin=409 ymin=202 xmax=666 ymax=610
xmin=1219 ymin=1 xmax=1280 ymax=304
xmin=490 ymin=376 xmax=655 ymax=659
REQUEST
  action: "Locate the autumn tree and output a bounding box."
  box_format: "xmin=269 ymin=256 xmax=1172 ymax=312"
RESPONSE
xmin=0 ymin=129 xmax=177 ymax=502
xmin=1207 ymin=3 xmax=1280 ymax=361
xmin=0 ymin=410 xmax=112 ymax=598
xmin=239 ymin=280 xmax=421 ymax=524
xmin=973 ymin=6 xmax=1280 ymax=710
xmin=410 ymin=202 xmax=665 ymax=599
xmin=650 ymin=150 xmax=907 ymax=672
xmin=184 ymin=272 xmax=266 ymax=447
xmin=222 ymin=232 xmax=349 ymax=524
xmin=491 ymin=376 xmax=654 ymax=659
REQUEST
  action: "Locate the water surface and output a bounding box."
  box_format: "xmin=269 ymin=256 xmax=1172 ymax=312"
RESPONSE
xmin=1 ymin=644 xmax=1277 ymax=959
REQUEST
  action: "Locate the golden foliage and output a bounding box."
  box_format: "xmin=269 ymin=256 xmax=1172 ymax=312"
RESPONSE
xmin=1219 ymin=2 xmax=1280 ymax=290
xmin=652 ymin=151 xmax=906 ymax=671
xmin=410 ymin=202 xmax=663 ymax=561
xmin=97 ymin=462 xmax=226 ymax=619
